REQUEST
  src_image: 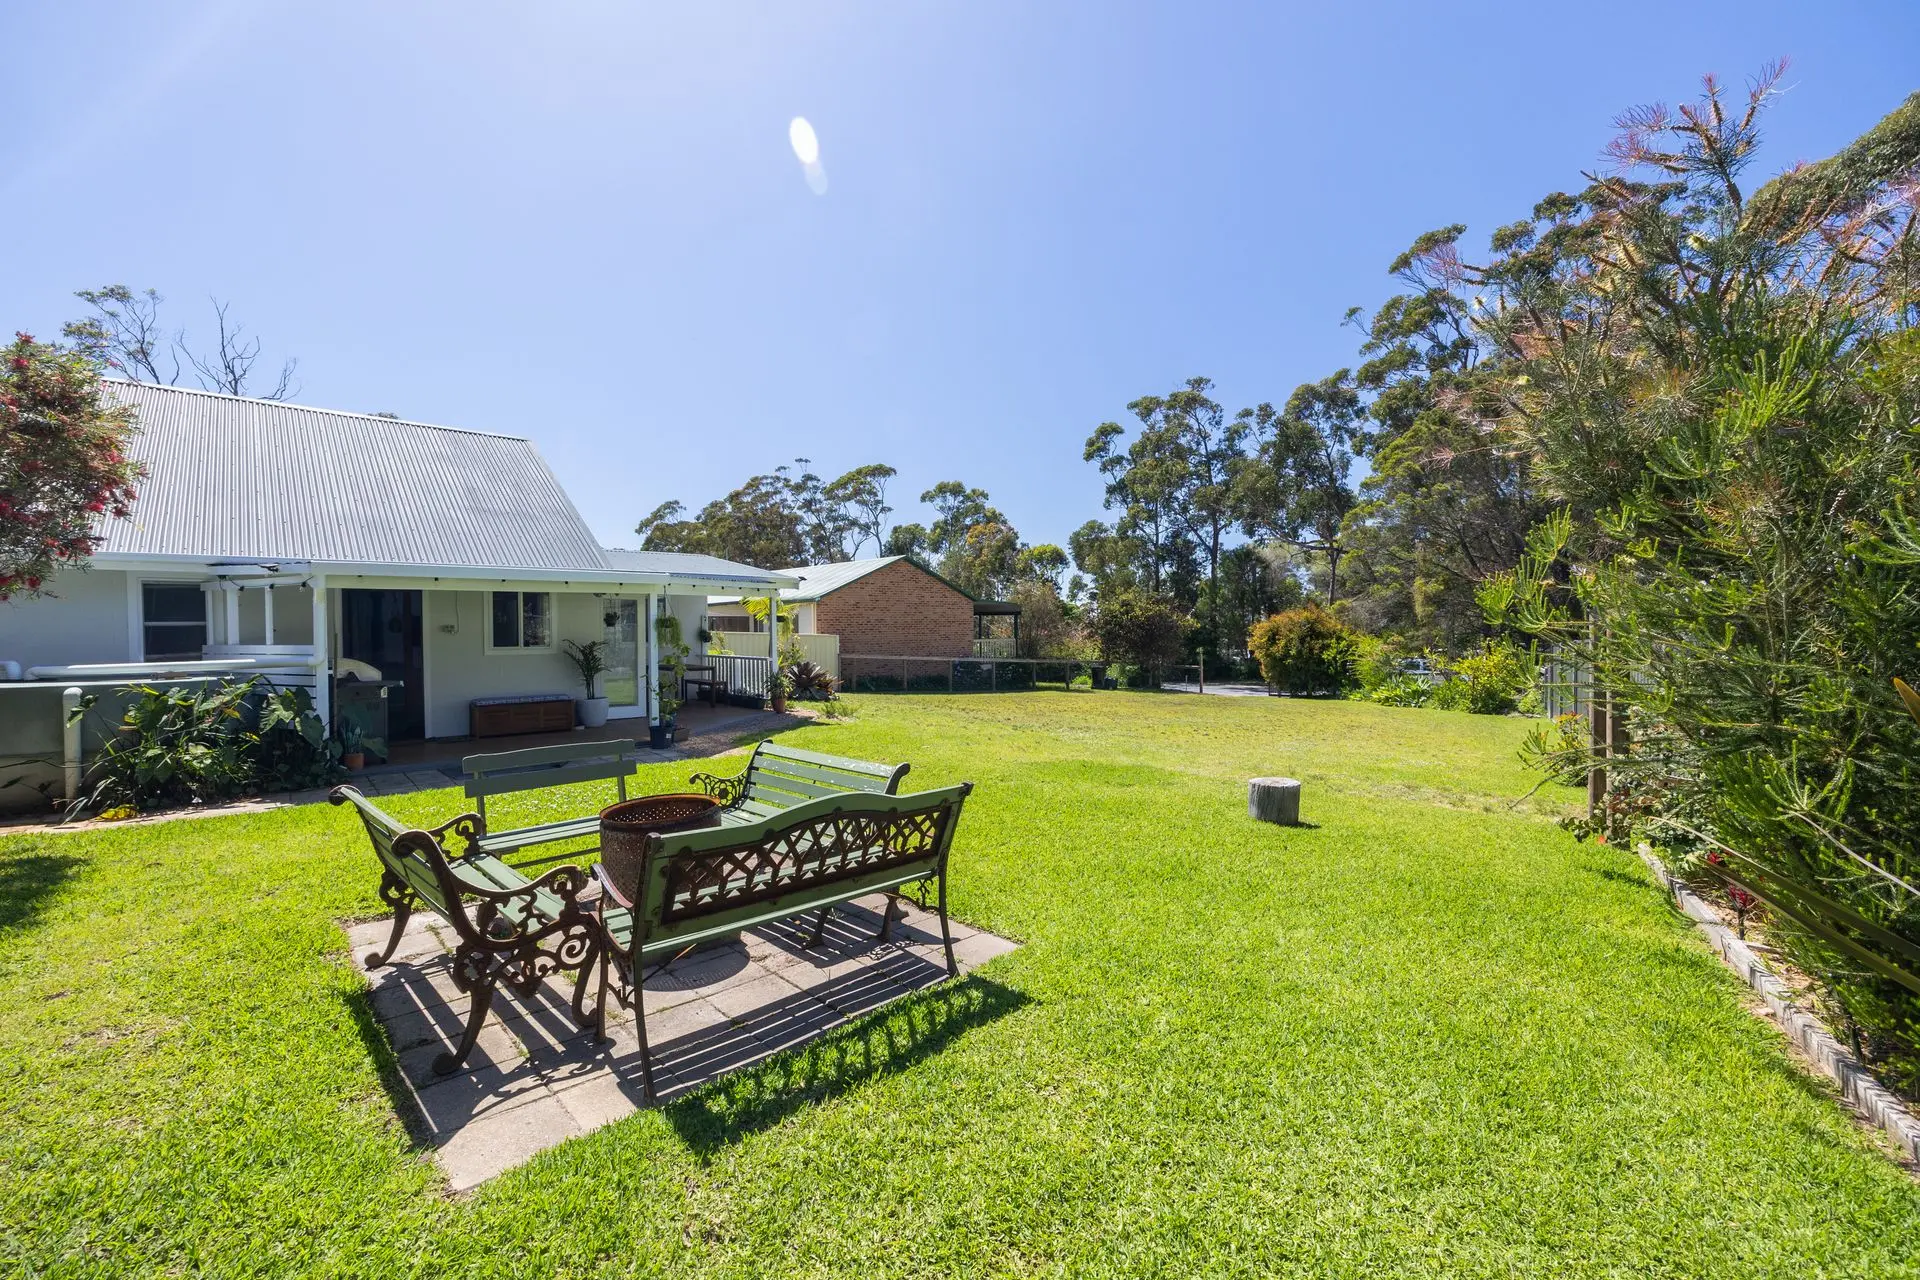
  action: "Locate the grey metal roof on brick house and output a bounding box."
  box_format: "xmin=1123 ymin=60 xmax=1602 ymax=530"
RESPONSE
xmin=711 ymin=555 xmax=978 ymax=604
xmin=95 ymin=382 xmax=608 ymax=571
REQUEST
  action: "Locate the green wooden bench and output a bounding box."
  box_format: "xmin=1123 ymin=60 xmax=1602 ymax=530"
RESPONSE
xmin=591 ymin=780 xmax=973 ymax=1102
xmin=691 ymin=740 xmax=909 ymax=817
xmin=331 ymin=786 xmax=600 ymax=1074
xmin=462 ymin=739 xmax=648 ymax=864
xmin=691 ymin=740 xmax=913 ymax=938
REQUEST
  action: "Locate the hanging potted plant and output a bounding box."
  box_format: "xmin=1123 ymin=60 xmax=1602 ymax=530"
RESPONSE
xmin=651 ymin=613 xmax=690 ymax=749
xmin=564 ymin=639 xmax=611 ymax=729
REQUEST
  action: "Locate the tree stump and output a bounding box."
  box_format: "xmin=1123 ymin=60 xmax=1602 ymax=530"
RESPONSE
xmin=1248 ymin=777 xmax=1302 ymax=826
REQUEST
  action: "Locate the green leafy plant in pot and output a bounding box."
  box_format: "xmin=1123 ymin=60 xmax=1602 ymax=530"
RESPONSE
xmin=564 ymin=638 xmax=611 ymax=728
xmin=338 ymin=720 xmax=369 ymax=772
xmin=652 ymin=613 xmax=690 ymax=748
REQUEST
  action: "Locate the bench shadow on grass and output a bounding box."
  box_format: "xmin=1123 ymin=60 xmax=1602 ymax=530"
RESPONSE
xmin=663 ymin=974 xmax=1029 ymax=1158
xmin=0 ymin=848 xmax=85 ymax=936
xmin=339 ymin=983 xmax=436 ymax=1148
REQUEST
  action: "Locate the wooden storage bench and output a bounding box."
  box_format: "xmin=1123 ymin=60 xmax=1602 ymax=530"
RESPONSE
xmin=470 ymin=694 xmax=575 ymax=738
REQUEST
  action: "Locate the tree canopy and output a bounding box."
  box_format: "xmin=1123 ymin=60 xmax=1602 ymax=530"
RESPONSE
xmin=1 ymin=333 xmax=143 ymax=600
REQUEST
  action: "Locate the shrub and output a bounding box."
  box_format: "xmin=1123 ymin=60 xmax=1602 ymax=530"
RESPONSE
xmin=1340 ymin=633 xmax=1398 ymax=696
xmin=1248 ymin=605 xmax=1351 ymax=695
xmin=68 ymin=677 xmax=340 ymax=815
xmin=1441 ymin=640 xmax=1537 ymax=715
xmin=1090 ymin=589 xmax=1190 ymax=685
xmin=1366 ymin=673 xmax=1432 ymax=707
xmin=253 ymin=686 xmax=343 ymax=790
xmin=782 ymin=660 xmax=836 ymax=700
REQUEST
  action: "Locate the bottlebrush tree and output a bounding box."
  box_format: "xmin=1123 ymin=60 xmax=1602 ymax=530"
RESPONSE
xmin=1 ymin=333 xmax=142 ymax=601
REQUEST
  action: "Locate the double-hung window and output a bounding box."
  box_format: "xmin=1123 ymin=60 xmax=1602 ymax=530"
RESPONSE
xmin=142 ymin=583 xmax=208 ymax=660
xmin=488 ymin=591 xmax=553 ymax=652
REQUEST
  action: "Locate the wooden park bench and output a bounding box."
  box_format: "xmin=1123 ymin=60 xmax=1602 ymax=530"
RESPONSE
xmin=462 ymin=739 xmax=648 ymax=865
xmin=590 ymin=780 xmax=974 ymax=1102
xmin=331 ymin=786 xmax=600 ymax=1075
xmin=691 ymin=740 xmax=910 ymax=821
xmin=692 ymin=741 xmax=914 ymax=938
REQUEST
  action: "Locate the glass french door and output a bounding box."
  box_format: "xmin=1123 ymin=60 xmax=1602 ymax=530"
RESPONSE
xmin=603 ymin=598 xmax=642 ymax=714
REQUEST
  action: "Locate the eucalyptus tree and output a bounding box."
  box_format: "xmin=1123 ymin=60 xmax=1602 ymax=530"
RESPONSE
xmin=63 ymin=285 xmax=300 ymax=401
xmin=1085 ymin=377 xmax=1247 ymax=650
xmin=1234 ymin=372 xmax=1365 ymax=606
xmin=821 ymin=463 xmax=897 ymax=558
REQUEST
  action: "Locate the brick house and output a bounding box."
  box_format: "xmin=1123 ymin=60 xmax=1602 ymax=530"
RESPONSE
xmin=709 ymin=557 xmax=1017 ymax=684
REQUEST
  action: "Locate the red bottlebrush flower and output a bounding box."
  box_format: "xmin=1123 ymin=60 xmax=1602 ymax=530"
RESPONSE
xmin=86 ymin=502 xmax=104 ymax=513
xmin=24 ymin=575 xmax=40 ymax=589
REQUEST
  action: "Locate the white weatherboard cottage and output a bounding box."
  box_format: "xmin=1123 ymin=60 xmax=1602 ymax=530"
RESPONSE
xmin=0 ymin=382 xmax=790 ymax=809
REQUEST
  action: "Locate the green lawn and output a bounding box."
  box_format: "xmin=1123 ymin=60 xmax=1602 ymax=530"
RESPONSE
xmin=3 ymin=692 xmax=1917 ymax=1278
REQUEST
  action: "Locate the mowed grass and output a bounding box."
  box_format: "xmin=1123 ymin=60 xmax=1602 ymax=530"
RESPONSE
xmin=3 ymin=692 xmax=1918 ymax=1278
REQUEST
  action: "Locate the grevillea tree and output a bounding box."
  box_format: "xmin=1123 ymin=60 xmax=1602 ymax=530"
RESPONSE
xmin=1477 ymin=73 xmax=1920 ymax=1089
xmin=0 ymin=333 xmax=142 ymax=600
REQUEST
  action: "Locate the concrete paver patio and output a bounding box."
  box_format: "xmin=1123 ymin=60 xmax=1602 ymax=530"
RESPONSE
xmin=344 ymin=895 xmax=1018 ymax=1190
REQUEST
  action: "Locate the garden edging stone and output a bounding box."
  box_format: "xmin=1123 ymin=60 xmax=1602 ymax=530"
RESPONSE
xmin=1637 ymin=844 xmax=1920 ymax=1165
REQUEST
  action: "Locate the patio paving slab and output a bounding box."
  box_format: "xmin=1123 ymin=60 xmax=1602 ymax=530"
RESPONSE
xmin=343 ymin=893 xmax=1017 ymax=1191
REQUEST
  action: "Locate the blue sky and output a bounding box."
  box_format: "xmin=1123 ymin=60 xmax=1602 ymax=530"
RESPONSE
xmin=8 ymin=2 xmax=1917 ymax=558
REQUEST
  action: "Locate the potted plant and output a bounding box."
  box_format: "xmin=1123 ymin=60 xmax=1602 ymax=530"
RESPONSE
xmin=769 ymin=666 xmax=791 ymax=714
xmin=651 ymin=614 xmax=690 ymax=749
xmin=563 ymin=639 xmax=611 ymax=728
xmin=339 ymin=721 xmax=367 ymax=772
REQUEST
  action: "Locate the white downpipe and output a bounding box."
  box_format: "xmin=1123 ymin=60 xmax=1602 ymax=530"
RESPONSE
xmin=61 ymin=686 xmax=82 ymax=802
xmin=311 ymin=575 xmax=331 ymax=730
xmin=263 ymin=585 xmax=275 ymax=645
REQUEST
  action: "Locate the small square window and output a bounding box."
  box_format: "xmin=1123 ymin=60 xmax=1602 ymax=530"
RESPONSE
xmin=487 ymin=591 xmax=554 ymax=652
xmin=142 ymin=582 xmax=207 ymax=660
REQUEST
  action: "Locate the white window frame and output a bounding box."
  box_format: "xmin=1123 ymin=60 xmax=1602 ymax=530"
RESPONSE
xmin=138 ymin=579 xmax=212 ymax=661
xmin=484 ymin=589 xmax=556 ymax=654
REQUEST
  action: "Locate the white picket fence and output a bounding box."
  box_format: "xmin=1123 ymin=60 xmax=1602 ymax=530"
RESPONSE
xmin=708 ymin=631 xmax=839 ymax=681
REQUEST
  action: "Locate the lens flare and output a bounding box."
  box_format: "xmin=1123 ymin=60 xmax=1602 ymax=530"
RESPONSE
xmin=788 ymin=117 xmax=820 ymax=166
xmin=788 ymin=116 xmax=828 ymax=194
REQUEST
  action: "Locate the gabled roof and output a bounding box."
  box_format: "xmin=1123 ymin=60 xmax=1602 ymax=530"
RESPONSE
xmin=95 ymin=381 xmax=607 ymax=570
xmin=85 ymin=383 xmax=791 ymax=590
xmin=781 ymin=556 xmax=926 ymax=601
xmin=712 ymin=555 xmax=976 ymax=604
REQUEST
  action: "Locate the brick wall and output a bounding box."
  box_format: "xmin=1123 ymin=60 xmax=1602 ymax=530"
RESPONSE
xmin=814 ymin=560 xmax=973 ymax=658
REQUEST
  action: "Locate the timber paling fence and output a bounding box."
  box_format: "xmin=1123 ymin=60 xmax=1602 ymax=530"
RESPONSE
xmin=840 ymin=655 xmax=1098 ymax=694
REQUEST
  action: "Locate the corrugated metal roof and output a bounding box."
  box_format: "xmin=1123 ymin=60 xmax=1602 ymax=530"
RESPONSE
xmin=94 ymin=382 xmax=611 ymax=570
xmin=711 ymin=555 xmax=972 ymax=604
xmin=599 ymin=548 xmax=795 ymax=584
xmin=778 ymin=556 xmax=905 ymax=600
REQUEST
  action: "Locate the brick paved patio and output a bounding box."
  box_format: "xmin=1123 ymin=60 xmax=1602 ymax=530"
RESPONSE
xmin=344 ymin=895 xmax=1018 ymax=1190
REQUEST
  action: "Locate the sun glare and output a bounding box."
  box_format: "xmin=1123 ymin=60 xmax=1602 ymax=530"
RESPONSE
xmin=788 ymin=117 xmax=820 ymax=166
xmin=789 ymin=116 xmax=828 ymax=194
